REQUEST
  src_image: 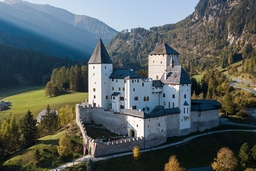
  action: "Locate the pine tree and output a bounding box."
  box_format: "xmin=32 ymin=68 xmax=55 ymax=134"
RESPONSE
xmin=19 ymin=110 xmax=38 ymax=147
xmin=86 ymin=159 xmax=95 ymax=171
xmin=238 ymin=142 xmax=251 ymax=167
xmin=222 ymin=89 xmax=235 ymax=115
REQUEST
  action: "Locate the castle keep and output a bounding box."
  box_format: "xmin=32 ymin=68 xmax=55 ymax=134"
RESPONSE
xmin=76 ymin=39 xmax=221 ymax=157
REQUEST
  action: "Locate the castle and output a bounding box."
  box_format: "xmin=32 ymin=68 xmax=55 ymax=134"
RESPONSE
xmin=76 ymin=39 xmax=221 ymax=157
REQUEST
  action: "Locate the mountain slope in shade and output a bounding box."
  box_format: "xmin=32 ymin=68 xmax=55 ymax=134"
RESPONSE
xmin=0 ymin=0 xmax=118 ymax=60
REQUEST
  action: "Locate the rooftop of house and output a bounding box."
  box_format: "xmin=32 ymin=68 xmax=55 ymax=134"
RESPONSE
xmin=88 ymin=39 xmax=112 ymax=64
xmin=161 ymin=66 xmax=192 ymax=84
xmin=150 ymin=43 xmax=179 ymax=55
xmin=110 ymin=69 xmax=141 ymax=79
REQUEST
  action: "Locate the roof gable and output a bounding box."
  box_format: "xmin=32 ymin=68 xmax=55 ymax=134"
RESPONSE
xmin=150 ymin=43 xmax=179 ymax=55
xmin=110 ymin=69 xmax=141 ymax=79
xmin=88 ymin=39 xmax=112 ymax=64
xmin=161 ymin=66 xmax=191 ymax=84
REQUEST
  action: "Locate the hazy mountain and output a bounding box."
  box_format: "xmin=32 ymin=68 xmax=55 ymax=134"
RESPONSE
xmin=106 ymin=0 xmax=256 ymax=75
xmin=0 ymin=0 xmax=118 ymax=60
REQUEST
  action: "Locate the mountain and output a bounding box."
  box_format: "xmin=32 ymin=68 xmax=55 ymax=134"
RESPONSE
xmin=0 ymin=0 xmax=118 ymax=60
xmin=106 ymin=0 xmax=256 ymax=75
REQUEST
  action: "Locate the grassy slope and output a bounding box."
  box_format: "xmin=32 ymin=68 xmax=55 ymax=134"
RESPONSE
xmin=191 ymin=74 xmax=203 ymax=82
xmin=94 ymin=132 xmax=256 ymax=171
xmin=0 ymin=87 xmax=88 ymax=120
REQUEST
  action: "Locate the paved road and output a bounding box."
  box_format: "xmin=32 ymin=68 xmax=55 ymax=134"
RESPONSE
xmin=229 ymin=82 xmax=256 ymax=95
xmin=50 ymin=120 xmax=256 ymax=171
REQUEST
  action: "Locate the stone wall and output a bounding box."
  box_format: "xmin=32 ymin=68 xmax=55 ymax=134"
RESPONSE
xmin=191 ymin=110 xmax=219 ymax=132
xmin=166 ymin=114 xmax=180 ymax=137
xmin=91 ymin=108 xmax=127 ymax=135
xmin=94 ymin=137 xmax=144 ymax=157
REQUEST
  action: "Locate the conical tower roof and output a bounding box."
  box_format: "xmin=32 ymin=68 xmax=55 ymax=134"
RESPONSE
xmin=150 ymin=43 xmax=179 ymax=55
xmin=88 ymin=39 xmax=112 ymax=64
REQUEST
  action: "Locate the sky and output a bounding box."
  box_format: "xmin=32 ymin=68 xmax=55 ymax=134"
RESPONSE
xmin=2 ymin=0 xmax=200 ymax=31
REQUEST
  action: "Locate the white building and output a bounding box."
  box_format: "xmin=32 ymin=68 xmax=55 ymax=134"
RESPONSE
xmin=76 ymin=39 xmax=221 ymax=156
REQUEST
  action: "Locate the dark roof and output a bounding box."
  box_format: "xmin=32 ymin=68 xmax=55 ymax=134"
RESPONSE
xmin=152 ymin=80 xmax=163 ymax=88
xmin=191 ymin=100 xmax=221 ymax=111
xmin=111 ymin=92 xmax=120 ymax=96
xmin=110 ymin=69 xmax=141 ymax=79
xmin=183 ymin=101 xmax=189 ymax=106
xmin=147 ymin=106 xmax=180 ymax=118
xmin=161 ymin=66 xmax=191 ymax=84
xmin=123 ymin=106 xmax=180 ymax=119
xmin=88 ymin=39 xmax=112 ymax=64
xmin=150 ymin=43 xmax=179 ymax=55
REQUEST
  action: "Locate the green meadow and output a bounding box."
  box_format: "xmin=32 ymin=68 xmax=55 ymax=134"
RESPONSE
xmin=0 ymin=86 xmax=88 ymax=120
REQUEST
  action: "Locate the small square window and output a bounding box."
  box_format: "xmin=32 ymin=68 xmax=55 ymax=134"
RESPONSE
xmin=172 ymin=94 xmax=175 ymax=98
xmin=133 ymin=88 xmax=135 ymax=91
xmin=184 ymin=94 xmax=186 ymax=98
xmin=112 ymin=87 xmax=114 ymax=91
xmin=123 ymin=87 xmax=125 ymax=91
xmin=94 ymin=95 xmax=96 ymax=99
xmin=163 ymin=93 xmax=165 ymax=97
xmin=134 ymin=96 xmax=138 ymax=100
xmin=93 ymin=88 xmax=96 ymax=92
xmin=106 ymin=96 xmax=108 ymax=99
xmin=118 ymin=87 xmax=121 ymax=91
xmin=142 ymin=83 xmax=144 ymax=87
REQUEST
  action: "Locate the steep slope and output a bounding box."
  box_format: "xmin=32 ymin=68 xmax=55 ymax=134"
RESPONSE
xmin=0 ymin=0 xmax=118 ymax=60
xmin=106 ymin=0 xmax=256 ymax=75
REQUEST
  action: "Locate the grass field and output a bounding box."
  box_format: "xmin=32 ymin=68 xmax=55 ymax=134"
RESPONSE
xmin=62 ymin=131 xmax=256 ymax=171
xmin=191 ymin=74 xmax=203 ymax=82
xmin=0 ymin=86 xmax=88 ymax=120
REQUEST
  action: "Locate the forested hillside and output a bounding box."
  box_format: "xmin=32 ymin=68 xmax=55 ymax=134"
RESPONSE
xmin=0 ymin=45 xmax=76 ymax=88
xmin=106 ymin=0 xmax=256 ymax=76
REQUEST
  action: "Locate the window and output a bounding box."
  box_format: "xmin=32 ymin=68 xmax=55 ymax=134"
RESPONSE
xmin=168 ymin=102 xmax=170 ymax=108
xmin=184 ymin=94 xmax=186 ymax=98
xmin=132 ymin=106 xmax=137 ymax=109
xmin=164 ymin=101 xmax=165 ymax=105
xmin=113 ymin=97 xmax=115 ymax=100
xmin=172 ymin=94 xmax=175 ymax=98
xmin=116 ymin=79 xmax=118 ymax=82
xmin=120 ymin=97 xmax=124 ymax=101
xmin=132 ymin=79 xmax=134 ymax=83
xmin=93 ymin=73 xmax=95 ymax=76
xmin=112 ymin=87 xmax=114 ymax=91
xmin=134 ymin=96 xmax=138 ymax=100
xmin=172 ymin=102 xmax=174 ymax=108
xmin=120 ymin=105 xmax=124 ymax=109
xmin=124 ymin=80 xmax=126 ymax=84
xmin=106 ymin=96 xmax=108 ymax=99
xmin=142 ymin=83 xmax=144 ymax=87
xmin=112 ymin=78 xmax=114 ymax=82
xmin=118 ymin=87 xmax=121 ymax=91
xmin=105 ymin=66 xmax=106 ymax=69
xmin=161 ymin=61 xmax=162 ymax=64
xmin=137 ymin=79 xmax=139 ymax=83
xmin=123 ymin=87 xmax=125 ymax=91
xmin=163 ymin=93 xmax=165 ymax=97
xmin=147 ymin=96 xmax=149 ymax=101
xmin=105 ymin=73 xmax=107 ymax=76
xmin=93 ymin=66 xmax=95 ymax=69
xmin=158 ymin=123 xmax=160 ymax=126
xmin=156 ymin=75 xmax=158 ymax=79
xmin=133 ymin=88 xmax=135 ymax=91
xmin=94 ymin=95 xmax=96 ymax=99
xmin=184 ymin=107 xmax=186 ymax=113
xmin=187 ymin=108 xmax=188 ymax=113
xmin=153 ymin=61 xmax=155 ymax=63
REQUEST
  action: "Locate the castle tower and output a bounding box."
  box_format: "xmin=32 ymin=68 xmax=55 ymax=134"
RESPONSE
xmin=88 ymin=39 xmax=113 ymax=109
xmin=148 ymin=43 xmax=180 ymax=80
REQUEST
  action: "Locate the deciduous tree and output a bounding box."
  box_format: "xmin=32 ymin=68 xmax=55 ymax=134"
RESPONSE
xmin=57 ymin=134 xmax=72 ymax=157
xmin=211 ymin=147 xmax=238 ymax=171
xmin=133 ymin=146 xmax=141 ymax=160
xmin=164 ymin=155 xmax=185 ymax=171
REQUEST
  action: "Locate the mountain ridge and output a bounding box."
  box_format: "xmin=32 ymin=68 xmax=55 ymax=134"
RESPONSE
xmin=0 ymin=0 xmax=118 ymax=60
